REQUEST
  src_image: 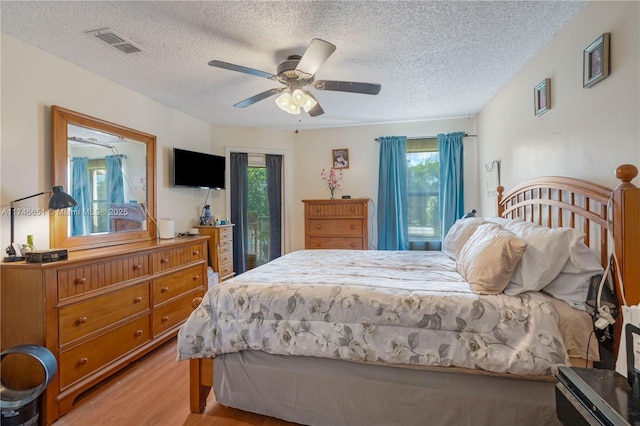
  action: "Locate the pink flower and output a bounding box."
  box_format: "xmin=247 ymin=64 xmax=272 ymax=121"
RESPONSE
xmin=320 ymin=168 xmax=343 ymax=195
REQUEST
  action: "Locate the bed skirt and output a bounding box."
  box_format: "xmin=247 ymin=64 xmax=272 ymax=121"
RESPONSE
xmin=213 ymin=351 xmax=561 ymax=426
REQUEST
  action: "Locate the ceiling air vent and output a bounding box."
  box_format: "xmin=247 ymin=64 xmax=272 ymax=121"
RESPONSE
xmin=86 ymin=28 xmax=144 ymax=54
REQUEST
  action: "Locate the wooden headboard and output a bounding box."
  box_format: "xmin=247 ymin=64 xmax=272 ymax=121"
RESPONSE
xmin=496 ymin=163 xmax=639 ymax=307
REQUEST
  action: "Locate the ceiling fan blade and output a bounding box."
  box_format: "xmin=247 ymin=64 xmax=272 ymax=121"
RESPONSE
xmin=314 ymin=80 xmax=381 ymax=95
xmin=209 ymin=60 xmax=275 ymax=79
xmin=295 ymin=38 xmax=336 ymax=77
xmin=305 ymin=93 xmax=324 ymax=117
xmin=233 ymin=88 xmax=286 ymax=108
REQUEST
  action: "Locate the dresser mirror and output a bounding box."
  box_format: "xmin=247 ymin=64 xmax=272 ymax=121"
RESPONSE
xmin=51 ymin=106 xmax=156 ymax=250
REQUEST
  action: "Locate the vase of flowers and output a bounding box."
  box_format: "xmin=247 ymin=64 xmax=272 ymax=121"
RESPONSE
xmin=321 ymin=168 xmax=343 ymax=199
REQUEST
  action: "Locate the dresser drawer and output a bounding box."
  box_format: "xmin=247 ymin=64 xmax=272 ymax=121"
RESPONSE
xmin=219 ymin=262 xmax=234 ymax=280
xmin=153 ymin=290 xmax=202 ymax=336
xmin=308 ymin=219 xmax=363 ymax=237
xmin=152 ymin=243 xmax=204 ymax=272
xmin=59 ymin=315 xmax=150 ymax=389
xmin=307 ymin=237 xmax=363 ymax=250
xmin=306 ymin=202 xmax=364 ymax=218
xmin=57 ymin=254 xmax=150 ymax=300
xmin=218 ymin=225 xmax=233 ymax=241
xmin=152 ymin=265 xmax=204 ymax=306
xmin=59 ymin=282 xmax=150 ymax=346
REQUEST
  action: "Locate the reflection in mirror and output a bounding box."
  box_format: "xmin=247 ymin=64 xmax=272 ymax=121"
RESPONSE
xmin=51 ymin=106 xmax=156 ymax=251
xmin=67 ymin=124 xmax=147 ymax=236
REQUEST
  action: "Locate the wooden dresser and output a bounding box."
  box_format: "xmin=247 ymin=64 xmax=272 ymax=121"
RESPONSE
xmin=196 ymin=224 xmax=235 ymax=281
xmin=303 ymin=199 xmax=369 ymax=249
xmin=0 ymin=236 xmax=208 ymax=425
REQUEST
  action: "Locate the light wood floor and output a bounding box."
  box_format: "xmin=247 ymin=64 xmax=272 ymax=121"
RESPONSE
xmin=52 ymin=338 xmax=298 ymax=426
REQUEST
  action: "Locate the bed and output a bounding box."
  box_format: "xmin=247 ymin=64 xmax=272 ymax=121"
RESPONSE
xmin=178 ymin=164 xmax=639 ymax=425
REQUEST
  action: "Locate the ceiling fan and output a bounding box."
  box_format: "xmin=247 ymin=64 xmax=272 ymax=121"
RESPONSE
xmin=208 ymin=38 xmax=381 ymax=117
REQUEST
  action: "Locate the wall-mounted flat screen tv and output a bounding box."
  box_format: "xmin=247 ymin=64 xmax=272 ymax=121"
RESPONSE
xmin=173 ymin=148 xmax=226 ymax=189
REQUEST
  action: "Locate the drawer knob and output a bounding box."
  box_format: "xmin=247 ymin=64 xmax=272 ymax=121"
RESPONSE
xmin=161 ymin=257 xmax=169 ymax=264
xmin=75 ymin=277 xmax=86 ymax=285
xmin=161 ymin=287 xmax=169 ymax=293
xmin=133 ymin=296 xmax=143 ymax=303
xmin=162 ymin=316 xmax=169 ymax=322
xmin=192 ymin=297 xmax=203 ymax=308
xmin=77 ymin=316 xmax=88 ymax=324
xmin=350 ymin=225 xmax=355 ymax=230
xmin=79 ymin=357 xmax=88 ymax=365
xmin=193 ymin=250 xmax=200 ymax=256
xmin=316 ymin=208 xmax=321 ymax=213
xmin=193 ymin=275 xmax=200 ymax=281
xmin=316 ymin=224 xmax=321 ymax=229
xmin=135 ymin=330 xmax=143 ymax=336
xmin=133 ymin=264 xmax=143 ymax=271
xmin=350 ymin=243 xmax=356 ymax=247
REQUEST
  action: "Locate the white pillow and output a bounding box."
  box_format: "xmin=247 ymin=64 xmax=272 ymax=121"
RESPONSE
xmin=456 ymin=224 xmax=528 ymax=295
xmin=443 ymin=218 xmax=490 ymax=260
xmin=485 ymin=217 xmax=520 ymax=227
xmin=543 ymin=236 xmax=604 ymax=310
xmin=502 ymin=221 xmax=577 ymax=295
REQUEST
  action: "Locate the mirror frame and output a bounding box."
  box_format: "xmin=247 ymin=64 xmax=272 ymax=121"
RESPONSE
xmin=50 ymin=105 xmax=157 ymax=251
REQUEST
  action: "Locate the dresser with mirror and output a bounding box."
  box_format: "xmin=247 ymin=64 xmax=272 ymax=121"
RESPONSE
xmin=0 ymin=106 xmax=208 ymax=425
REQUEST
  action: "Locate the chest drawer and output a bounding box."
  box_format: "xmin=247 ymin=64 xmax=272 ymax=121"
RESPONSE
xmin=152 ymin=243 xmax=204 ymax=272
xmin=153 ymin=290 xmax=203 ymax=336
xmin=308 ymin=219 xmax=363 ymax=237
xmin=59 ymin=315 xmax=150 ymax=389
xmin=59 ymin=282 xmax=150 ymax=346
xmin=306 ymin=202 xmax=364 ymax=218
xmin=307 ymin=237 xmax=363 ymax=250
xmin=218 ymin=225 xmax=232 ymax=241
xmin=152 ymin=264 xmax=204 ymax=306
xmin=57 ymin=254 xmax=150 ymax=300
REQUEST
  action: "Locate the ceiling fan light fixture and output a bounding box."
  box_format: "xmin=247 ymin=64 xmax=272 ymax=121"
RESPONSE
xmin=291 ymin=89 xmax=307 ymax=107
xmin=275 ymin=92 xmax=292 ymax=111
xmin=302 ymin=95 xmax=318 ymax=112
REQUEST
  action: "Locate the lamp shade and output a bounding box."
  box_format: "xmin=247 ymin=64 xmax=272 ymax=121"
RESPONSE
xmin=49 ymin=186 xmax=77 ymax=210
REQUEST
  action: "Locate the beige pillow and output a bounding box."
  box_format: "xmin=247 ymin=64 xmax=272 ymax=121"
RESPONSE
xmin=443 ymin=218 xmax=490 ymax=260
xmin=456 ymin=224 xmax=528 ymax=295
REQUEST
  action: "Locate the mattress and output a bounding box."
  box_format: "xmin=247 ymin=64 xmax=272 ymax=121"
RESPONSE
xmin=177 ymin=249 xmax=595 ymax=376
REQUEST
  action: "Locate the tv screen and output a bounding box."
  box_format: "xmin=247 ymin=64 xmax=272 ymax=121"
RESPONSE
xmin=173 ymin=148 xmax=226 ymax=189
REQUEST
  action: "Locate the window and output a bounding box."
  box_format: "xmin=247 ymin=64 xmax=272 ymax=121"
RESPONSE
xmin=247 ymin=154 xmax=271 ymax=269
xmin=406 ymin=138 xmax=440 ymax=240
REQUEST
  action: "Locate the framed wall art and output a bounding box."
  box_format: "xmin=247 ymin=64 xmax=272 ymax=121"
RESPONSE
xmin=534 ymin=78 xmax=550 ymax=116
xmin=332 ymin=148 xmax=349 ymax=169
xmin=583 ymin=33 xmax=610 ymax=88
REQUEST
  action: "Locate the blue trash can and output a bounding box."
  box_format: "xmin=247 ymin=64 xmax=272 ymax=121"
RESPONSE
xmin=1 ymin=345 xmax=57 ymax=426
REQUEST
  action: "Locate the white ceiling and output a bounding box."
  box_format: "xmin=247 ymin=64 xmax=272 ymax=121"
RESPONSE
xmin=0 ymin=1 xmax=587 ymax=131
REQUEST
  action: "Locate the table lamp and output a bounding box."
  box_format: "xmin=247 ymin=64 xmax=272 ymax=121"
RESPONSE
xmin=3 ymin=186 xmax=77 ymax=262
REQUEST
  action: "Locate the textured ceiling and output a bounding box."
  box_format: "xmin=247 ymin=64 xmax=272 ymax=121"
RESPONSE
xmin=0 ymin=1 xmax=587 ymax=131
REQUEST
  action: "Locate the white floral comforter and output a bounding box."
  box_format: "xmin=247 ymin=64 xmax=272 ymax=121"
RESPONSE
xmin=177 ymin=250 xmax=569 ymax=375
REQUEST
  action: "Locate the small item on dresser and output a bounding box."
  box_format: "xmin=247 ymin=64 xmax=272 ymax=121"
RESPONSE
xmin=24 ymin=249 xmax=69 ymax=263
xmin=158 ymin=218 xmax=175 ymax=239
xmin=200 ymin=205 xmax=212 ymax=226
xmin=189 ymin=228 xmax=199 ymax=236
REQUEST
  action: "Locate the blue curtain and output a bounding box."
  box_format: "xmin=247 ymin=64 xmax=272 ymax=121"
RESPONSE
xmin=230 ymin=152 xmax=249 ymax=275
xmin=106 ymin=155 xmax=125 ymax=204
xmin=71 ymin=157 xmax=92 ymax=236
xmin=438 ymin=132 xmax=465 ymax=242
xmin=377 ymin=136 xmax=409 ymax=250
xmin=266 ymin=154 xmax=282 ymax=262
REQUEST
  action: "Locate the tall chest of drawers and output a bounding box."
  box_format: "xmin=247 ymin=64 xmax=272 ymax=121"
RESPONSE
xmin=303 ymin=199 xmax=370 ymax=250
xmin=0 ymin=236 xmax=208 ymax=425
xmin=196 ymin=224 xmax=235 ymax=281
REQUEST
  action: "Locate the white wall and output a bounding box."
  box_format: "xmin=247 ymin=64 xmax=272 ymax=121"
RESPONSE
xmin=0 ymin=34 xmax=292 ymax=251
xmin=291 ymin=119 xmax=477 ymax=250
xmin=5 ymin=1 xmax=635 ymax=255
xmin=477 ymin=1 xmax=640 ymax=216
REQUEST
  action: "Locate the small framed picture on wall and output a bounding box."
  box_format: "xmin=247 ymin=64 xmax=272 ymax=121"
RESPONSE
xmin=534 ymin=78 xmax=551 ymax=116
xmin=332 ymin=149 xmax=349 ymax=169
xmin=583 ymin=33 xmax=610 ymax=88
